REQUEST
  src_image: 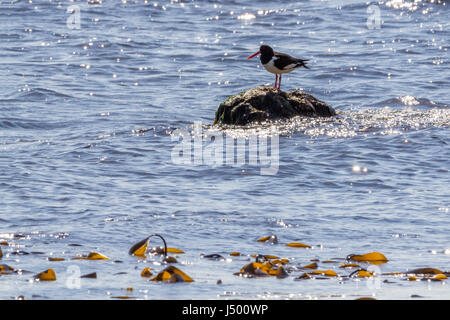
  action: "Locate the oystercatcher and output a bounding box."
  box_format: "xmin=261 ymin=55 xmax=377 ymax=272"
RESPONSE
xmin=246 ymin=45 xmax=309 ymax=90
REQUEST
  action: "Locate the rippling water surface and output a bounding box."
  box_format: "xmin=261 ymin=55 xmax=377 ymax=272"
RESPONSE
xmin=0 ymin=0 xmax=449 ymax=300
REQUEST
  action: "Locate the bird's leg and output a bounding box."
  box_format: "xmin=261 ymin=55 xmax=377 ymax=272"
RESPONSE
xmin=278 ymin=74 xmax=282 ymax=90
xmin=274 ymin=74 xmax=278 ymax=89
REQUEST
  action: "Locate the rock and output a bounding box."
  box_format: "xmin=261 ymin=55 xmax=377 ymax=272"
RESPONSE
xmin=214 ymin=86 xmax=335 ymax=126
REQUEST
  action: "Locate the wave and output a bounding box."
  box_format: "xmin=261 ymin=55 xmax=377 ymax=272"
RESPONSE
xmin=371 ymin=96 xmax=449 ymax=109
xmin=0 ymin=117 xmax=73 ymax=130
xmin=196 ymin=102 xmax=450 ymax=139
xmin=2 ymin=87 xmax=74 ymax=102
xmin=384 ymin=0 xmax=448 ymax=12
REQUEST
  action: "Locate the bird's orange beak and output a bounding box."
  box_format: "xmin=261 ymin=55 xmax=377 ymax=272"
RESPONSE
xmin=246 ymin=50 xmax=260 ymax=60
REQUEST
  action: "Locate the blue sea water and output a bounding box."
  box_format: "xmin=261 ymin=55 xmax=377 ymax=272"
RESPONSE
xmin=0 ymin=0 xmax=449 ymax=299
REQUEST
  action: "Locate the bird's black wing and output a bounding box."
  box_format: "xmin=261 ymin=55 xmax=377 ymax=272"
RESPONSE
xmin=273 ymin=52 xmax=309 ymax=70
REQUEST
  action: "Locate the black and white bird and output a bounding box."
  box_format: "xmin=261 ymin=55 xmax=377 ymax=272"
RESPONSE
xmin=246 ymin=45 xmax=309 ymax=90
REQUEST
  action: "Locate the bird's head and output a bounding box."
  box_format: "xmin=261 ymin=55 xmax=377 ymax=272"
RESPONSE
xmin=246 ymin=45 xmax=274 ymax=60
xmin=259 ymin=45 xmax=274 ymax=56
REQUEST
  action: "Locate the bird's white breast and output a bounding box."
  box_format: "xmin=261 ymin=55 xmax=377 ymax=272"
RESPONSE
xmin=262 ymin=57 xmax=296 ymax=74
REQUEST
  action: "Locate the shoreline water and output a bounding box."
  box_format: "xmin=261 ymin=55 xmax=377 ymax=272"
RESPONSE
xmin=0 ymin=0 xmax=449 ymax=299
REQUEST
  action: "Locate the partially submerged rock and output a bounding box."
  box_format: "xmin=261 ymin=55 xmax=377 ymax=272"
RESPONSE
xmin=214 ymin=86 xmax=335 ymax=125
